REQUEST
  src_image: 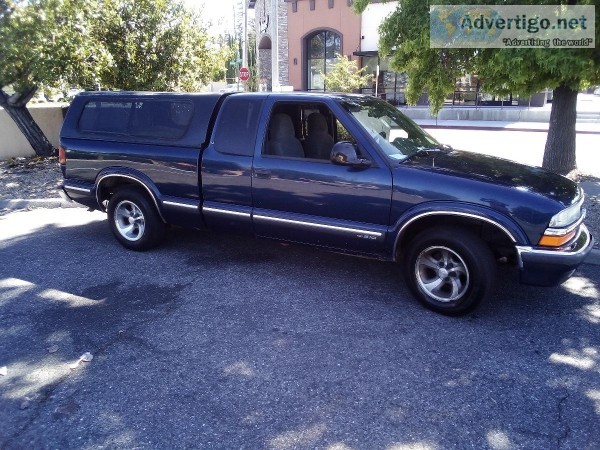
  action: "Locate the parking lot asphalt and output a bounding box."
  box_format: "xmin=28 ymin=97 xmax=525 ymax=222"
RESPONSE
xmin=1 ymin=208 xmax=599 ymax=449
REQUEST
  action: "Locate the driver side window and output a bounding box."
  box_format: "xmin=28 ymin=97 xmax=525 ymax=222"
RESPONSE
xmin=335 ymin=119 xmax=355 ymax=144
xmin=263 ymin=102 xmax=359 ymax=162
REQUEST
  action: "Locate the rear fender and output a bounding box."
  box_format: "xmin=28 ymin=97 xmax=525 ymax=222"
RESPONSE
xmin=95 ymin=168 xmax=164 ymax=222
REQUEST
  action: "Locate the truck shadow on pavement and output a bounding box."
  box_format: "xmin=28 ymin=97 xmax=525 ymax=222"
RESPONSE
xmin=0 ymin=214 xmax=599 ymax=449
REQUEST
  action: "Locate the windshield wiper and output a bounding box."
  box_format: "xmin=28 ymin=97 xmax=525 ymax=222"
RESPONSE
xmin=417 ymin=147 xmax=443 ymax=155
xmin=399 ymin=147 xmax=443 ymax=163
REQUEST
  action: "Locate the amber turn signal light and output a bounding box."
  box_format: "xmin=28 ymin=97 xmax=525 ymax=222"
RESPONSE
xmin=538 ymin=229 xmax=577 ymax=247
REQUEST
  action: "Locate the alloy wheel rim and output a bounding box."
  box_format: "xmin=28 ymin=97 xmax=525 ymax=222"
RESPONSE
xmin=114 ymin=200 xmax=145 ymax=241
xmin=415 ymin=246 xmax=470 ymax=303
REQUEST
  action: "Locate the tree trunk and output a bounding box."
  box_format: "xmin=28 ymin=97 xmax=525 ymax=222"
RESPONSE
xmin=542 ymin=84 xmax=578 ymax=175
xmin=0 ymin=88 xmax=56 ymax=157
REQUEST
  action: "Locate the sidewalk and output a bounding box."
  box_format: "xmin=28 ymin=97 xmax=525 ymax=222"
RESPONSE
xmin=402 ymin=93 xmax=600 ymax=133
xmin=414 ymin=119 xmax=600 ymax=134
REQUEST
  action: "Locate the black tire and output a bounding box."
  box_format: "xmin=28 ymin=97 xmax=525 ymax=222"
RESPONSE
xmin=403 ymin=226 xmax=496 ymax=316
xmin=106 ymin=187 xmax=165 ymax=251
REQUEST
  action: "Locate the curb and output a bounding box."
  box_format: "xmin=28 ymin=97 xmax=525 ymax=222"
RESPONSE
xmin=0 ymin=198 xmax=84 ymax=212
xmin=1 ymin=198 xmax=599 ymax=266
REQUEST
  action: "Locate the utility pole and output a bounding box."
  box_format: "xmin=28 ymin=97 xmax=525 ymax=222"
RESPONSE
xmin=271 ymin=0 xmax=279 ymax=91
xmin=242 ymin=0 xmax=248 ymax=70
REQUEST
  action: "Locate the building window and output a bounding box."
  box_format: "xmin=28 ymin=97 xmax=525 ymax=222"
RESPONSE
xmin=328 ymin=0 xmax=334 ymax=8
xmin=306 ymin=30 xmax=341 ymax=91
xmin=309 ymin=0 xmax=315 ymax=11
xmin=292 ymin=1 xmax=297 ymax=13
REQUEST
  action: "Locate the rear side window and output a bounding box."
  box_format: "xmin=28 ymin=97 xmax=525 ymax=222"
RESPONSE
xmin=213 ymin=97 xmax=263 ymax=156
xmin=79 ymin=101 xmax=131 ymax=134
xmin=78 ymin=99 xmax=194 ymax=140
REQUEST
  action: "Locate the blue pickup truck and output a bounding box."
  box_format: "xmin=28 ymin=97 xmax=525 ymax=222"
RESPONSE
xmin=59 ymin=91 xmax=593 ymax=315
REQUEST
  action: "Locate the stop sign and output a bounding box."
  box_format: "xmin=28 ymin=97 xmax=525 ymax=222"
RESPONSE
xmin=239 ymin=67 xmax=250 ymax=82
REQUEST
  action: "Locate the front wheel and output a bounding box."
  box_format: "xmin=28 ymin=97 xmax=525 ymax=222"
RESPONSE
xmin=107 ymin=187 xmax=165 ymax=251
xmin=403 ymin=227 xmax=496 ymax=316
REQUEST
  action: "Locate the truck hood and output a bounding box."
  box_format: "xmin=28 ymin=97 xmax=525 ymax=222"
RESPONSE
xmin=401 ymin=149 xmax=580 ymax=207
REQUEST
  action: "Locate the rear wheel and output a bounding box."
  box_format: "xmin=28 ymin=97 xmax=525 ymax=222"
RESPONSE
xmin=403 ymin=227 xmax=496 ymax=316
xmin=107 ymin=187 xmax=165 ymax=251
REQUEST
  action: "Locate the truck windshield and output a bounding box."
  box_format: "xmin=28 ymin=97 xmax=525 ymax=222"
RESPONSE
xmin=341 ymin=97 xmax=442 ymax=162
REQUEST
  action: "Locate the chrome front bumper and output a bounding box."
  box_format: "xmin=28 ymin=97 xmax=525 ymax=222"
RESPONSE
xmin=516 ymin=224 xmax=594 ymax=286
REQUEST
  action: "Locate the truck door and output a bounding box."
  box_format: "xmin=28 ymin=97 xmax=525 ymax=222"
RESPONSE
xmin=200 ymin=95 xmax=264 ymax=234
xmin=251 ymin=99 xmax=393 ymax=255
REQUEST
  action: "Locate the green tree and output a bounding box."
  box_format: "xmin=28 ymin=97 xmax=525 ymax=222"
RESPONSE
xmin=93 ymin=0 xmax=224 ymax=91
xmin=0 ymin=0 xmax=104 ymax=156
xmin=0 ymin=0 xmax=224 ymax=157
xmin=224 ymin=33 xmax=240 ymax=83
xmin=223 ymin=0 xmax=258 ymax=91
xmin=246 ymin=31 xmax=259 ymax=92
xmin=354 ymin=0 xmax=600 ymax=175
xmin=322 ymin=53 xmax=373 ymax=93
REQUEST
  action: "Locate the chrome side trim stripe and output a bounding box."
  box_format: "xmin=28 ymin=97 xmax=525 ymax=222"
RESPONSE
xmin=64 ymin=184 xmax=91 ymax=193
xmin=203 ymin=207 xmax=251 ymax=218
xmin=253 ymin=214 xmax=382 ymax=237
xmin=163 ymin=200 xmax=198 ymax=210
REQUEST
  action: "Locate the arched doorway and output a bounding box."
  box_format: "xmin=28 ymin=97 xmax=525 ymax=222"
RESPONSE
xmin=258 ymin=35 xmax=272 ymax=91
xmin=304 ymin=29 xmax=341 ymax=91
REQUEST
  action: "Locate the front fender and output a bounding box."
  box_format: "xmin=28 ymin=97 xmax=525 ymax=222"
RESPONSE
xmin=388 ymin=201 xmax=530 ymax=259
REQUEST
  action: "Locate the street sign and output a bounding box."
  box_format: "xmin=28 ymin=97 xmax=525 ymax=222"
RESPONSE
xmin=239 ymin=67 xmax=250 ymax=82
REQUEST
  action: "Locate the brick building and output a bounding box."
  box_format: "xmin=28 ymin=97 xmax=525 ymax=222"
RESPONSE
xmin=248 ymin=1 xmax=545 ymax=107
xmin=248 ymin=0 xmax=402 ymax=99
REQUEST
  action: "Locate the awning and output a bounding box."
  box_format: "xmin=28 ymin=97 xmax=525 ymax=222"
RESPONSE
xmin=353 ymin=51 xmax=380 ymax=57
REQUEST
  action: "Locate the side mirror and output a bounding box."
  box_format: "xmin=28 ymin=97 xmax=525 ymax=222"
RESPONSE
xmin=330 ymin=141 xmax=371 ymax=169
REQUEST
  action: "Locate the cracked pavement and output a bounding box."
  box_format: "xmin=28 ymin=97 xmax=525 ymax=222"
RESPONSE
xmin=1 ymin=208 xmax=599 ymax=449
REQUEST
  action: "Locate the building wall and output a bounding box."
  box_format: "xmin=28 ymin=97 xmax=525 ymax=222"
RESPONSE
xmin=254 ymin=0 xmax=289 ymax=90
xmin=277 ymin=2 xmax=289 ymax=86
xmin=0 ymin=104 xmax=64 ymax=160
xmin=287 ymin=0 xmax=361 ymax=91
xmin=258 ymin=45 xmax=273 ymax=90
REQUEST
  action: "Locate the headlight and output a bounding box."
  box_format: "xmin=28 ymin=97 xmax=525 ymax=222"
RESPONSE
xmin=548 ymin=198 xmax=584 ymax=229
xmin=538 ymin=193 xmax=585 ymax=247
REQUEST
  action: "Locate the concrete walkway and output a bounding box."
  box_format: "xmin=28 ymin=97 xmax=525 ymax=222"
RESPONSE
xmin=414 ymin=119 xmax=600 ymax=134
xmin=401 ymin=93 xmax=600 ymax=130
